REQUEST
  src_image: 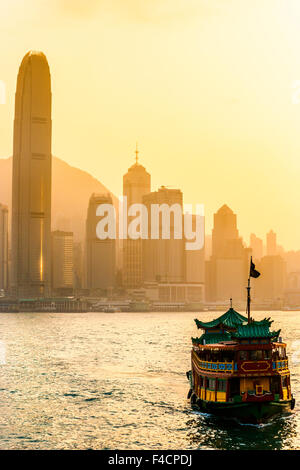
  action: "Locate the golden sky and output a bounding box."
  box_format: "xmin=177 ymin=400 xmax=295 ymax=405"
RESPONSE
xmin=1 ymin=0 xmax=300 ymax=249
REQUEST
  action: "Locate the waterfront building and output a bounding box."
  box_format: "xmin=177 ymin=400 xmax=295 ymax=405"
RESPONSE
xmin=123 ymin=146 xmax=151 ymax=288
xmin=85 ymin=193 xmax=116 ymax=294
xmin=254 ymin=255 xmax=286 ymax=305
xmin=284 ymin=271 xmax=300 ymax=307
xmin=142 ymin=186 xmax=185 ymax=284
xmin=0 ymin=204 xmax=8 ymax=292
xmin=51 ymin=230 xmax=73 ymax=295
xmin=250 ymin=233 xmax=263 ymax=261
xmin=205 ymin=205 xmax=251 ymax=302
xmin=11 ymin=51 xmax=52 ymax=298
xmin=267 ymin=230 xmax=277 ymax=256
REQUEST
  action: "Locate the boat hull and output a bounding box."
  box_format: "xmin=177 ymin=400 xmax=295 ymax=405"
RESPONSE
xmin=191 ymin=394 xmax=294 ymax=424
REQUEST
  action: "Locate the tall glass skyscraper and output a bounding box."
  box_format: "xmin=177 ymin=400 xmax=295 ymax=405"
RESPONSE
xmin=0 ymin=203 xmax=8 ymax=293
xmin=11 ymin=51 xmax=52 ymax=298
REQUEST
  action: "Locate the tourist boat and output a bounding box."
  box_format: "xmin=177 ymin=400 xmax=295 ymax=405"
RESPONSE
xmin=187 ymin=259 xmax=295 ymax=423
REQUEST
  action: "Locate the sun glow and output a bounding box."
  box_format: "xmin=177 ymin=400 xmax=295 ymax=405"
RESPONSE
xmin=1 ymin=1 xmax=300 ymax=249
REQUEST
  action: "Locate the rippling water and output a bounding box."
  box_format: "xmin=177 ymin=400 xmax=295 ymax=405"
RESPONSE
xmin=0 ymin=311 xmax=299 ymax=449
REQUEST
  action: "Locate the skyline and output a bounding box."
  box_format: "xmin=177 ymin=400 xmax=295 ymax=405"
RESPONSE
xmin=1 ymin=1 xmax=300 ymax=249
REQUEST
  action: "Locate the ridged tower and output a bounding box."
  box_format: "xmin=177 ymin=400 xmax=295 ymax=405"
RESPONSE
xmin=11 ymin=51 xmax=52 ymax=298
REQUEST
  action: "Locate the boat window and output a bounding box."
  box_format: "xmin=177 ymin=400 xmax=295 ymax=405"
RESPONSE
xmin=278 ymin=346 xmax=286 ymax=359
xmin=221 ymin=351 xmax=234 ymax=362
xmin=217 ymin=379 xmax=227 ymax=392
xmin=256 ymin=350 xmax=263 ymax=360
xmin=271 ymin=376 xmax=280 ymax=394
xmin=282 ymin=375 xmax=288 ymax=388
xmin=229 ymin=378 xmax=240 ymax=398
xmin=238 ymin=350 xmax=248 ymax=361
xmin=264 ymin=350 xmax=271 ymax=360
xmin=249 ymin=350 xmax=263 ymax=360
xmin=207 ymin=378 xmax=216 ymax=390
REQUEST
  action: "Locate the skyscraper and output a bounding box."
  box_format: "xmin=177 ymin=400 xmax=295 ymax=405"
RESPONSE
xmin=250 ymin=233 xmax=263 ymax=260
xmin=51 ymin=231 xmax=74 ymax=295
xmin=206 ymin=205 xmax=250 ymax=302
xmin=185 ymin=214 xmax=205 ymax=285
xmin=267 ymin=230 xmax=277 ymax=256
xmin=142 ymin=186 xmax=185 ymax=283
xmin=85 ymin=193 xmax=116 ymax=294
xmin=11 ymin=51 xmax=52 ymax=298
xmin=0 ymin=204 xmax=8 ymax=292
xmin=123 ymin=147 xmax=151 ymax=288
xmin=254 ymin=255 xmax=286 ymax=305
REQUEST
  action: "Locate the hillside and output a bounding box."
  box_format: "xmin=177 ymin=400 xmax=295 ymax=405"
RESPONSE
xmin=0 ymin=156 xmax=118 ymax=241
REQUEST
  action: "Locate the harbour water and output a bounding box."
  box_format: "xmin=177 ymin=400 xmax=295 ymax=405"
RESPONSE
xmin=0 ymin=311 xmax=299 ymax=450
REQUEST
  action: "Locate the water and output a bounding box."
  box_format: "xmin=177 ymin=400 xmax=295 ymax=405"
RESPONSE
xmin=0 ymin=310 xmax=299 ymax=450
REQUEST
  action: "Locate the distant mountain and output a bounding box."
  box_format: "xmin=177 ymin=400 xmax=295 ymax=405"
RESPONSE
xmin=0 ymin=156 xmax=118 ymax=242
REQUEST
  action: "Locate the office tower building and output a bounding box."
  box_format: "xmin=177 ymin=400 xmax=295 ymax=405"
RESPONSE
xmin=266 ymin=230 xmax=277 ymax=256
xmin=123 ymin=147 xmax=151 ymax=288
xmin=185 ymin=214 xmax=205 ymax=284
xmin=0 ymin=204 xmax=8 ymax=292
xmin=250 ymin=233 xmax=263 ymax=260
xmin=206 ymin=205 xmax=250 ymax=302
xmin=73 ymin=241 xmax=83 ymax=290
xmin=254 ymin=255 xmax=286 ymax=304
xmin=51 ymin=231 xmax=73 ymax=295
xmin=11 ymin=51 xmax=52 ymax=297
xmin=143 ymin=186 xmax=185 ymax=283
xmin=85 ymin=193 xmax=116 ymax=293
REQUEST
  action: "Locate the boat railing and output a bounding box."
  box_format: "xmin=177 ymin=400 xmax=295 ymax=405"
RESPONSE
xmin=272 ymin=359 xmax=289 ymax=371
xmin=192 ymin=352 xmax=236 ymax=373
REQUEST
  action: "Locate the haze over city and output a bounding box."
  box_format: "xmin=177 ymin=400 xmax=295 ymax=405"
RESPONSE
xmin=1 ymin=1 xmax=300 ymax=451
xmin=1 ymin=0 xmax=300 ymax=249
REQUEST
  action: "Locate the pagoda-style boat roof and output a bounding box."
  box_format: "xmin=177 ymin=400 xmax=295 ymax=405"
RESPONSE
xmin=192 ymin=310 xmax=280 ymax=346
xmin=195 ymin=308 xmax=248 ymax=330
xmin=232 ymin=323 xmax=281 ymax=340
xmin=192 ymin=332 xmax=232 ymax=345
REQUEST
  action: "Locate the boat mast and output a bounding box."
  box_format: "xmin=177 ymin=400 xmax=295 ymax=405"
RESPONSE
xmin=247 ymin=257 xmax=251 ymax=324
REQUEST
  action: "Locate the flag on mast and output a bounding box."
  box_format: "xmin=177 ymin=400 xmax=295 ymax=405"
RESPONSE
xmin=250 ymin=257 xmax=261 ymax=278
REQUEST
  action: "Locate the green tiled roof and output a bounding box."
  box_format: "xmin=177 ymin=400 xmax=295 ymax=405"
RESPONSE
xmin=195 ymin=308 xmax=248 ymax=330
xmin=250 ymin=318 xmax=273 ymax=327
xmin=232 ymin=324 xmax=281 ymax=339
xmin=192 ymin=332 xmax=232 ymax=345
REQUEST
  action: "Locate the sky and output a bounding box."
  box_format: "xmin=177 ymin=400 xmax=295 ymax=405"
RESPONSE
xmin=1 ymin=0 xmax=300 ymax=250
